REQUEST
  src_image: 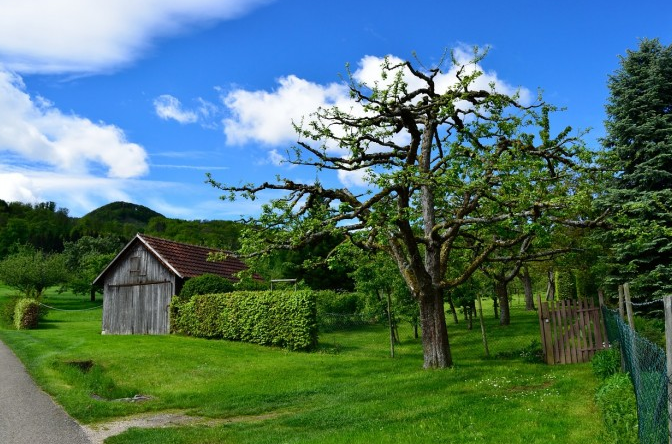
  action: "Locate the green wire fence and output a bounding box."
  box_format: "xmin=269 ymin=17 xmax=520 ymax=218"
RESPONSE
xmin=602 ymin=305 xmax=670 ymax=444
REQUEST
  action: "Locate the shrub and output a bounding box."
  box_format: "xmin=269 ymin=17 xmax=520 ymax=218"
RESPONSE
xmin=179 ymin=274 xmax=235 ymax=300
xmin=592 ymin=348 xmax=622 ymax=381
xmin=13 ymin=298 xmax=40 ymax=329
xmin=315 ymin=290 xmax=361 ymax=315
xmin=494 ymin=339 xmax=544 ymax=363
xmin=594 ymin=373 xmax=638 ymax=444
xmin=171 ymin=290 xmax=317 ymax=351
xmin=519 ymin=339 xmax=544 ymax=363
xmin=634 ymin=316 xmax=665 ymax=348
xmin=315 ymin=291 xmax=372 ymax=331
xmin=0 ymin=293 xmax=21 ymax=328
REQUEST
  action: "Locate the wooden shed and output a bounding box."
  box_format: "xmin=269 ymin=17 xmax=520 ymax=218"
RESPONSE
xmin=93 ymin=233 xmax=250 ymax=335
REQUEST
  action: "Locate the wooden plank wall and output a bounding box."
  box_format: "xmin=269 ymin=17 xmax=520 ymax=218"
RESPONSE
xmin=102 ymin=283 xmax=172 ymax=334
xmin=537 ymin=295 xmax=609 ymax=365
xmin=101 ymin=241 xmax=175 ymax=335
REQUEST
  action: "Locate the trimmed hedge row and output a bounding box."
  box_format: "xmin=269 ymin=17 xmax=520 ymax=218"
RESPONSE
xmin=170 ymin=290 xmax=317 ymax=351
xmin=14 ymin=298 xmax=40 ymax=330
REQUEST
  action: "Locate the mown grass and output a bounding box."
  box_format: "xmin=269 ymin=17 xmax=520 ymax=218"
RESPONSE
xmin=0 ymin=287 xmax=605 ymax=443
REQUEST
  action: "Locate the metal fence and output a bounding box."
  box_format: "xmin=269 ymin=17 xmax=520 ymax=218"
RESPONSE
xmin=602 ymin=306 xmax=670 ymax=444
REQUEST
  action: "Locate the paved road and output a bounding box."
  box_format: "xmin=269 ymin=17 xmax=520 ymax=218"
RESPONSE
xmin=0 ymin=339 xmax=91 ymax=444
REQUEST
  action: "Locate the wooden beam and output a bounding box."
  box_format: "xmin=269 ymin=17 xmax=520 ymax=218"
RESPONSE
xmin=623 ymin=283 xmax=635 ymax=331
xmin=663 ymin=295 xmax=672 ymax=444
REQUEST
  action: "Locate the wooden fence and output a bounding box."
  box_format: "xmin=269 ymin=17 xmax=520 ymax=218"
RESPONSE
xmin=537 ymin=294 xmax=609 ymax=365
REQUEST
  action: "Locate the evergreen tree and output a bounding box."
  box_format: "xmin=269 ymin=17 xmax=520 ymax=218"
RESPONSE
xmin=600 ymin=38 xmax=672 ymax=297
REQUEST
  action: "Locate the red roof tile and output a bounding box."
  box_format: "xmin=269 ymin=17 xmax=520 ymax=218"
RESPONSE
xmin=138 ymin=234 xmax=248 ymax=280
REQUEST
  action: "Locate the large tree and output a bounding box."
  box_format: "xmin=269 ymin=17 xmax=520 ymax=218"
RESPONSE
xmin=210 ymin=49 xmax=596 ymax=368
xmin=599 ymin=38 xmax=672 ymax=298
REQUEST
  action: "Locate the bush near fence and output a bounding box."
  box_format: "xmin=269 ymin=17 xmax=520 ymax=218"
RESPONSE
xmin=170 ymin=290 xmax=318 ymax=351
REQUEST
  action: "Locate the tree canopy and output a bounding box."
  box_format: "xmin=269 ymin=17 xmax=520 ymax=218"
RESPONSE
xmin=598 ymin=38 xmax=672 ymax=298
xmin=210 ymin=48 xmax=599 ymax=368
xmin=0 ymin=245 xmax=68 ymax=298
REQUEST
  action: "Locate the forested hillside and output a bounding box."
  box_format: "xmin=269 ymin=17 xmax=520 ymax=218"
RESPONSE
xmin=0 ymin=199 xmax=351 ymax=290
xmin=0 ymin=200 xmax=73 ymax=256
xmin=0 ymin=199 xmax=244 ymax=256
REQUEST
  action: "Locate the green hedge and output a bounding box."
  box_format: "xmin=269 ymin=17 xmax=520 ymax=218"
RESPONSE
xmin=170 ymin=290 xmax=317 ymax=351
xmin=14 ymin=298 xmax=40 ymax=330
xmin=178 ymin=273 xmax=235 ymax=301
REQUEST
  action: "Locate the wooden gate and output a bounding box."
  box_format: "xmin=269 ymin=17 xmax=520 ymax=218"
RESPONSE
xmin=537 ymin=295 xmax=609 ymax=365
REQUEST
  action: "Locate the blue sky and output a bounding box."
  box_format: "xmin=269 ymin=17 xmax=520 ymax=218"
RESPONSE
xmin=0 ymin=0 xmax=670 ymax=220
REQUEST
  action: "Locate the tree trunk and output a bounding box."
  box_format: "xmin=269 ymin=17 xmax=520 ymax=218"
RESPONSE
xmin=518 ymin=267 xmax=535 ymax=311
xmin=493 ymin=296 xmax=499 ymax=319
xmin=386 ymin=290 xmax=395 ymax=358
xmin=419 ymin=289 xmax=452 ymax=368
xmin=495 ymin=281 xmax=510 ymax=326
xmin=546 ymin=269 xmax=555 ymax=301
xmin=447 ymin=294 xmax=459 ymax=324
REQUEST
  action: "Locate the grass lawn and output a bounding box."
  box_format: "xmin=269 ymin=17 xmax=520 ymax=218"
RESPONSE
xmin=0 ymin=287 xmax=606 ymax=443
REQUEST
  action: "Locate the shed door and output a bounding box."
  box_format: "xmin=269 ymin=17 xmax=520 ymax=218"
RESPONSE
xmin=103 ymin=282 xmax=172 ymax=335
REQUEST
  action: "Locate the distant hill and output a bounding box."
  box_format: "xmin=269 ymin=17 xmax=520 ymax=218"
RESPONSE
xmin=76 ymin=201 xmax=242 ymax=250
xmin=82 ymin=201 xmax=164 ymax=226
xmin=71 ymin=201 xmax=165 ymax=240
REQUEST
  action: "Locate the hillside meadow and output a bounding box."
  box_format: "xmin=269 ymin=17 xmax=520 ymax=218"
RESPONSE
xmin=0 ymin=287 xmax=606 ymax=443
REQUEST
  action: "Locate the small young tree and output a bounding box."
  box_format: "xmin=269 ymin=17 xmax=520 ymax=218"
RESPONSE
xmin=0 ymin=245 xmax=68 ymax=298
xmin=210 ymin=49 xmax=598 ymax=368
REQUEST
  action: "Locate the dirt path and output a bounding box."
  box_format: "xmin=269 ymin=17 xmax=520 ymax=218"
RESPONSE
xmin=82 ymin=410 xmax=286 ymax=443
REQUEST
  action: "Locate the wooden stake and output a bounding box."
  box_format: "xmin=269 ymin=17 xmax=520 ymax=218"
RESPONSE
xmin=537 ymin=293 xmax=554 ymax=365
xmin=623 ymin=283 xmax=635 ymax=331
xmin=663 ymin=295 xmax=672 ymax=444
xmin=476 ymin=292 xmax=489 ymax=357
xmin=385 ymin=290 xmax=394 ymax=358
xmin=618 ymin=285 xmax=625 ymax=319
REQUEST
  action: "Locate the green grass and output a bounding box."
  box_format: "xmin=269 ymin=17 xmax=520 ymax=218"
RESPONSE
xmin=0 ymin=288 xmax=605 ymax=443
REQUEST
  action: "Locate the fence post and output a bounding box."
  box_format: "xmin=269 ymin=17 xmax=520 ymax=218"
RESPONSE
xmin=597 ymin=290 xmax=609 ymax=348
xmin=618 ymin=284 xmax=625 ymax=319
xmin=623 ymin=283 xmax=635 ymax=331
xmin=664 ymin=295 xmax=672 ymax=444
xmin=476 ymin=292 xmax=489 ymax=357
xmin=537 ymin=293 xmax=554 ymax=365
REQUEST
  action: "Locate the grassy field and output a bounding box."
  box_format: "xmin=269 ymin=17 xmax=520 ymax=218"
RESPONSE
xmin=0 ymin=287 xmax=606 ymax=443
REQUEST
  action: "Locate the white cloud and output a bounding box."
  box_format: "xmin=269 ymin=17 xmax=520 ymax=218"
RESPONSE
xmin=0 ymin=69 xmax=149 ymax=179
xmin=154 ymin=95 xmax=198 ymax=124
xmin=222 ymin=74 xmax=350 ymax=146
xmin=0 ymin=0 xmax=275 ymax=74
xmin=337 ymin=169 xmax=370 ymax=188
xmin=0 ymin=168 xmax=134 ymax=214
xmin=0 ymin=173 xmax=39 ymax=203
xmin=267 ymin=149 xmax=285 ymax=166
xmin=0 ymin=166 xmax=216 ymax=219
xmin=153 ymin=94 xmax=221 ymax=127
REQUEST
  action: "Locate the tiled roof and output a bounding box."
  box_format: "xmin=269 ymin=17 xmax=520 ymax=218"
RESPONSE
xmin=138 ymin=234 xmax=248 ymax=280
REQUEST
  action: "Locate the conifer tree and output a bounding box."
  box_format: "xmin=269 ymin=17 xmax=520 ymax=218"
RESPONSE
xmin=600 ymin=38 xmax=672 ymax=297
